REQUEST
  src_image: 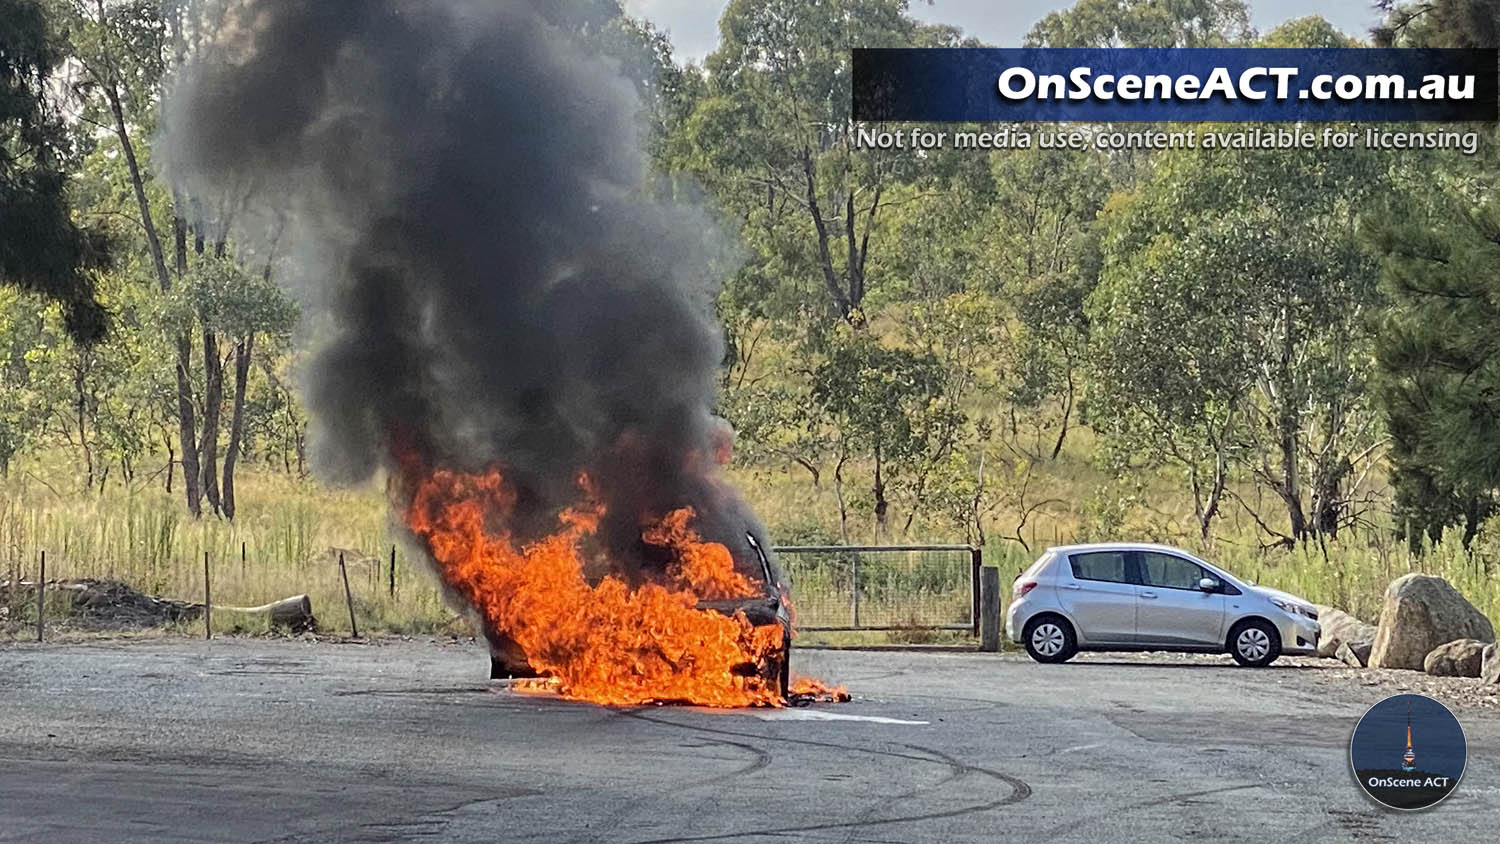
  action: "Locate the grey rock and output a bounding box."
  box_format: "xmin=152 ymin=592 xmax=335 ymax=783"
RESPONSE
xmin=1482 ymin=643 xmax=1500 ymax=685
xmin=1369 ymin=574 xmax=1496 ymax=670
xmin=1423 ymin=639 xmax=1486 ymax=677
xmin=1336 ymin=639 xmax=1372 ymax=668
xmin=1314 ymin=605 xmax=1377 ymax=659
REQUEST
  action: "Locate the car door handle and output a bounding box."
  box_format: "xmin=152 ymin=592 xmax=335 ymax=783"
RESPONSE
xmin=1061 ymin=583 xmax=1081 ymax=590
xmin=1139 ymin=591 xmax=1158 ymax=599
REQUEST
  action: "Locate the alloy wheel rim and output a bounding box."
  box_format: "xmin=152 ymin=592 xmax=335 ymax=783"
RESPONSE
xmin=1033 ymin=623 xmax=1065 ymax=656
xmin=1238 ymin=628 xmax=1270 ymax=661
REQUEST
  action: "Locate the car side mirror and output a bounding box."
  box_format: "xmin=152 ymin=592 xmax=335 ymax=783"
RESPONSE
xmin=1198 ymin=577 xmax=1220 ymax=592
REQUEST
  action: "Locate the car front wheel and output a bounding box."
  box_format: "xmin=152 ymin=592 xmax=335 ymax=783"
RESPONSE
xmin=1023 ymin=615 xmax=1077 ymax=664
xmin=1229 ymin=619 xmax=1281 ymax=667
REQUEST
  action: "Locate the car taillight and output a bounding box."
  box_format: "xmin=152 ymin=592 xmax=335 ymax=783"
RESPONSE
xmin=1015 ymin=581 xmax=1037 ymax=598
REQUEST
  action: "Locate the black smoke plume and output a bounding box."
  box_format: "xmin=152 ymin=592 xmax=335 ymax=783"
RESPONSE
xmin=161 ymin=0 xmax=769 ymax=577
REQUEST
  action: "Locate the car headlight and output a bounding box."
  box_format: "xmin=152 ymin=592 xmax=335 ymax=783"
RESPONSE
xmin=1270 ymin=598 xmax=1317 ymax=619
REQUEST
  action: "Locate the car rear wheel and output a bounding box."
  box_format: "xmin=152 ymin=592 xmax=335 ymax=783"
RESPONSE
xmin=1023 ymin=615 xmax=1077 ymax=664
xmin=1229 ymin=619 xmax=1281 ymax=667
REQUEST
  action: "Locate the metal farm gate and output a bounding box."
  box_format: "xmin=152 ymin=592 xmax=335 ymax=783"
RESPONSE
xmin=772 ymin=545 xmax=981 ymax=633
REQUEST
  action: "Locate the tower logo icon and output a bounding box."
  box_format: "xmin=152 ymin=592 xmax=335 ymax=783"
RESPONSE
xmin=1350 ymin=694 xmax=1465 ymax=811
xmin=1401 ymin=708 xmax=1416 ymax=773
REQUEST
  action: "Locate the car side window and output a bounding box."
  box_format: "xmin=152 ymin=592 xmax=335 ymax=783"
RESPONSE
xmin=1069 ymin=551 xmax=1129 ymax=584
xmin=1138 ymin=552 xmax=1207 ymax=590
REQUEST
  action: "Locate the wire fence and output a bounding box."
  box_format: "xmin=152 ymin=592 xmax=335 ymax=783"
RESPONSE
xmin=774 ymin=544 xmax=981 ymax=632
xmin=4 ymin=541 xmax=985 ymax=641
xmin=0 ymin=544 xmax=424 ymax=643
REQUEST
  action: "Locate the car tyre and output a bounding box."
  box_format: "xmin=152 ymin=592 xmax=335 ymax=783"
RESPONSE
xmin=1023 ymin=615 xmax=1077 ymax=664
xmin=1228 ymin=619 xmax=1281 ymax=667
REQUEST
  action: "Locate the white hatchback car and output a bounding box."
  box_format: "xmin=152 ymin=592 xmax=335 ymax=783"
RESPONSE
xmin=1005 ymin=543 xmax=1320 ymax=667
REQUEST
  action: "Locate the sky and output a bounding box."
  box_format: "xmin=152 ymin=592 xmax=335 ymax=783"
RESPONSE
xmin=621 ymin=1 xmax=1384 ymax=64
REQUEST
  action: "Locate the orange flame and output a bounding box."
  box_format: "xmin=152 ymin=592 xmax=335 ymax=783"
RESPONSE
xmin=402 ymin=467 xmax=791 ymax=707
xmin=790 ymin=677 xmax=851 ymax=702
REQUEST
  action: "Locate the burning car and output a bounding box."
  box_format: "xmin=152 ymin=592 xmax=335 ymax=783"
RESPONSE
xmin=485 ymin=525 xmax=794 ymax=700
xmin=693 ymin=532 xmax=793 ymax=696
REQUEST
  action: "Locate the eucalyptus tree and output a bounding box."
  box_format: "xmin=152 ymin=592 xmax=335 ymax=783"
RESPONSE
xmin=1090 ymin=139 xmax=1384 ymax=543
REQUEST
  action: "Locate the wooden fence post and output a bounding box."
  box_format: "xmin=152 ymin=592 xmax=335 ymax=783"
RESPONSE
xmin=339 ymin=552 xmax=360 ymax=638
xmin=979 ymin=566 xmax=1002 ymax=653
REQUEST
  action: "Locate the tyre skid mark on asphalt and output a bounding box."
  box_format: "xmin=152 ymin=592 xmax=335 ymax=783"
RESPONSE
xmin=833 ymin=743 xmax=974 ymax=844
xmin=693 ymin=738 xmax=775 ymax=781
xmin=614 ymin=709 xmax=1030 ymax=843
xmin=580 ymin=721 xmax=777 ymax=844
xmin=1037 ymin=782 xmax=1262 ymax=838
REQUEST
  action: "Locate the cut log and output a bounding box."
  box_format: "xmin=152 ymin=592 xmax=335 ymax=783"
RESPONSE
xmin=216 ymin=594 xmax=317 ymax=633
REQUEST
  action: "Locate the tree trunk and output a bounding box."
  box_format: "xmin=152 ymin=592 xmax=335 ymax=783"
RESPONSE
xmin=1278 ymin=297 xmax=1305 ymax=540
xmin=106 ymin=83 xmax=169 ymax=296
xmin=221 ymin=333 xmax=254 ymax=520
xmin=74 ymin=359 xmax=92 ymax=489
xmin=105 ymin=76 xmax=200 ymax=517
xmin=1050 ymin=369 xmax=1074 ymax=460
xmin=872 ymin=442 xmax=888 ymax=536
xmin=800 ymin=147 xmax=855 ymax=322
xmin=1200 ymin=446 xmax=1227 ymax=542
xmin=199 ymin=330 xmax=224 ymax=515
xmin=174 ymin=336 xmax=203 ymax=517
xmin=833 ymin=451 xmax=851 ymax=546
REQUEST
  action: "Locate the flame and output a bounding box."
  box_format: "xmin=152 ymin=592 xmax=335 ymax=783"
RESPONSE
xmin=790 ymin=677 xmax=851 ymax=703
xmin=402 ymin=466 xmax=792 ymax=707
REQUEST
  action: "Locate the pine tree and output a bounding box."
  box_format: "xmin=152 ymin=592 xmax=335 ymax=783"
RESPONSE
xmin=1371 ymin=0 xmax=1499 ymax=546
xmin=0 ymin=0 xmax=106 ymax=342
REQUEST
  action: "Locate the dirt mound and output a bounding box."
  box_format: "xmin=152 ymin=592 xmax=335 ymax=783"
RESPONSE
xmin=1 ymin=579 xmax=201 ymax=629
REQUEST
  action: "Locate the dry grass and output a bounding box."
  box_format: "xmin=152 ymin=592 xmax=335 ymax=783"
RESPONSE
xmin=3 ymin=446 xmax=1497 ymax=641
xmin=0 ymin=460 xmax=457 ymax=640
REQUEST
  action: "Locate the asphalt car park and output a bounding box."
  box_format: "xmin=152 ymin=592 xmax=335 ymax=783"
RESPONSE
xmin=4 ymin=638 xmax=1499 ymax=842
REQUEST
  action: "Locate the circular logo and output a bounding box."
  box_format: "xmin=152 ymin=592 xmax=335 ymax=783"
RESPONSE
xmin=1350 ymin=693 xmax=1466 ymax=811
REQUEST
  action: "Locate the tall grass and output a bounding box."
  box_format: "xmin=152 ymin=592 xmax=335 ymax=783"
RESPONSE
xmin=3 ymin=447 xmax=1496 ymax=641
xmin=0 ymin=466 xmax=456 ymax=639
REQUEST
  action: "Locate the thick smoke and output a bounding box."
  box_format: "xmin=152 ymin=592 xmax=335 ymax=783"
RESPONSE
xmin=161 ymin=0 xmax=767 ymax=574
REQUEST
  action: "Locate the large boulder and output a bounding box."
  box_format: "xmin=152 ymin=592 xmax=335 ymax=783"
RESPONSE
xmin=1369 ymin=574 xmax=1495 ymax=670
xmin=1483 ymin=643 xmax=1500 ymax=685
xmin=1315 ymin=605 xmax=1376 ymax=659
xmin=1423 ymin=639 xmax=1486 ymax=677
xmin=1336 ymin=639 xmax=1372 ymax=668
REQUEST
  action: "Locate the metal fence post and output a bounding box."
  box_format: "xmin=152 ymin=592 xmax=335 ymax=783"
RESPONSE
xmin=35 ymin=550 xmax=45 ymax=643
xmin=970 ymin=546 xmax=982 ymax=636
xmin=389 ymin=545 xmax=396 ymax=599
xmin=979 ymin=566 xmax=1001 ymax=652
xmin=850 ymin=552 xmax=861 ymax=629
xmin=203 ymin=551 xmax=212 ymax=640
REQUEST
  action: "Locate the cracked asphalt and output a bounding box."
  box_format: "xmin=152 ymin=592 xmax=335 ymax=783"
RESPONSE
xmin=1 ymin=638 xmax=1496 ymax=842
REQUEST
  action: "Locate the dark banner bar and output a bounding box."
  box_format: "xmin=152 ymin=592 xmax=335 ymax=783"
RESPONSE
xmin=853 ymin=48 xmax=1498 ymax=123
